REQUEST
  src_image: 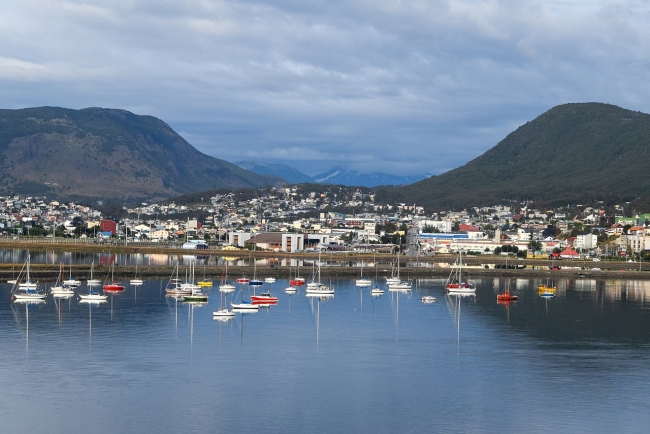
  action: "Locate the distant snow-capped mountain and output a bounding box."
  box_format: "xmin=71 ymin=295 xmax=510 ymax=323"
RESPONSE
xmin=312 ymin=167 xmax=425 ymax=187
xmin=235 ymin=162 xmax=425 ymax=187
xmin=235 ymin=161 xmax=313 ymax=184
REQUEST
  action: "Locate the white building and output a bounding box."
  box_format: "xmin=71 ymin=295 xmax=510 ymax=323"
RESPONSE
xmin=575 ymin=234 xmax=598 ymax=251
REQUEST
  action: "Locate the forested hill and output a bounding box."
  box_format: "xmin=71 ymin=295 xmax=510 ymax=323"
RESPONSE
xmin=387 ymin=103 xmax=650 ymax=209
xmin=0 ymin=107 xmax=280 ymax=202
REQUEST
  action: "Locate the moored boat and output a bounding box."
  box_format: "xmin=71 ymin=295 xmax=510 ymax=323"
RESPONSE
xmin=103 ymin=263 xmax=124 ymax=292
xmin=446 ymin=251 xmax=476 ymax=294
xmin=183 ymin=288 xmax=208 ymax=302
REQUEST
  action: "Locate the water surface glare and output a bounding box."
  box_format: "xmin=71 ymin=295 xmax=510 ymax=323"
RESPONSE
xmin=1 ymin=278 xmax=650 ymax=433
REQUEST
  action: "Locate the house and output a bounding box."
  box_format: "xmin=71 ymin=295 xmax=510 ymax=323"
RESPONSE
xmin=559 ymin=247 xmax=580 ymax=259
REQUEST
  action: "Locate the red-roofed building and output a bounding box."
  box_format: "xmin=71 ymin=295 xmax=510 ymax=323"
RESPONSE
xmin=559 ymin=247 xmax=580 ymax=259
xmin=459 ymin=223 xmax=480 ymax=232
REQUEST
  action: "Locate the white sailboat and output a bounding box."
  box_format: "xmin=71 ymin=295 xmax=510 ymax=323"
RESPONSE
xmin=446 ymin=250 xmax=476 ymax=294
xmin=219 ymin=261 xmax=236 ymax=292
xmin=165 ymin=263 xmax=192 ymax=296
xmin=355 ymin=260 xmax=372 ymax=287
xmin=18 ymin=254 xmax=37 ymax=289
xmin=130 ymin=265 xmax=144 ymax=285
xmin=12 ymin=255 xmax=47 ymax=300
xmin=371 ymin=256 xmax=384 ymax=295
xmin=87 ymin=262 xmax=101 ymax=285
xmin=386 ymin=253 xmax=401 ymax=285
xmin=387 ymin=253 xmax=411 ymax=291
xmin=51 ymin=263 xmax=75 ymax=297
xmin=213 ymin=287 xmax=235 ymax=317
xmin=63 ymin=262 xmax=82 ymax=287
xmin=305 ymin=252 xmax=334 ymax=295
xmin=231 ymin=284 xmax=259 ymax=310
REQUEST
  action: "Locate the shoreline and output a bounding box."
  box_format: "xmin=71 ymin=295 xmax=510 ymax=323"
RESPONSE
xmin=1 ymin=240 xmax=648 ymax=281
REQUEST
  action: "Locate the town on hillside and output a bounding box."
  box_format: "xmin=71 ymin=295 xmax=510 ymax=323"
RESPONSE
xmin=1 ymin=188 xmax=648 ymax=261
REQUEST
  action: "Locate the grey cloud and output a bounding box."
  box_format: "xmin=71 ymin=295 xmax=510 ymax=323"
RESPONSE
xmin=1 ymin=0 xmax=650 ymax=176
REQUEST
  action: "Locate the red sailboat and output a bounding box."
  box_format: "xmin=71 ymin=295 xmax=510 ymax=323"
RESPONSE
xmin=496 ymin=280 xmax=517 ymax=302
xmin=103 ymin=263 xmax=124 ymax=292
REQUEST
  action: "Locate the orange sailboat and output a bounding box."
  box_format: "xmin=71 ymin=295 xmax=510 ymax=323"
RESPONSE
xmin=497 ymin=280 xmax=518 ymax=302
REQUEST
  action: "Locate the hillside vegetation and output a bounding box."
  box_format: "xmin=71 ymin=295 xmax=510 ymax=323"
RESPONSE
xmin=389 ymin=103 xmax=650 ymax=209
xmin=0 ymin=107 xmax=279 ymax=201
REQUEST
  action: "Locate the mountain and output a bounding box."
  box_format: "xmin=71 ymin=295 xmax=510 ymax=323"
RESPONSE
xmin=0 ymin=107 xmax=280 ymax=202
xmin=312 ymin=167 xmax=425 ymax=187
xmin=235 ymin=161 xmax=313 ymax=184
xmin=234 ymin=161 xmax=424 ymax=187
xmin=389 ymin=103 xmax=650 ymax=209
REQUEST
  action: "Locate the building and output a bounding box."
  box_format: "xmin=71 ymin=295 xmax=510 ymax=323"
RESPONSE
xmin=244 ymin=232 xmax=305 ymax=252
xmin=575 ymin=234 xmax=598 ymax=251
xmin=100 ymin=220 xmax=117 ymax=235
xmin=229 ymin=232 xmax=252 ymax=247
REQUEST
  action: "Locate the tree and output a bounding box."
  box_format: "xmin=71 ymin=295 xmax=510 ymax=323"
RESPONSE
xmin=528 ymin=240 xmax=542 ymax=251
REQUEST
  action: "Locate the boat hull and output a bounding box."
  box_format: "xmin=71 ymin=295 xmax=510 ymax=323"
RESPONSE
xmin=251 ymin=296 xmax=278 ymax=303
xmin=183 ymin=295 xmax=208 ymax=302
xmin=231 ymin=302 xmax=259 ymax=310
xmin=213 ymin=309 xmax=235 ymax=317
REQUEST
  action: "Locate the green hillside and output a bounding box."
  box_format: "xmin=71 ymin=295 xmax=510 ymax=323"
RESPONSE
xmin=391 ymin=103 xmax=650 ymax=209
xmin=0 ymin=107 xmax=279 ymax=201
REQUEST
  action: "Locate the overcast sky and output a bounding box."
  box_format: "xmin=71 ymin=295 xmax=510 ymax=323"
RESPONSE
xmin=2 ymin=0 xmax=650 ymax=176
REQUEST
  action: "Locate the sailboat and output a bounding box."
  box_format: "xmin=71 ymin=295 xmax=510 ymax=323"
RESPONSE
xmin=537 ymin=280 xmax=557 ymax=297
xmin=219 ymin=261 xmax=236 ymax=292
xmin=103 ymin=263 xmax=124 ymax=292
xmin=231 ymin=283 xmax=260 ymax=310
xmin=497 ymin=279 xmax=517 ymax=302
xmin=386 ymin=255 xmax=401 ymax=285
xmin=286 ymin=259 xmax=297 ymax=292
xmin=51 ymin=263 xmax=75 ymax=297
xmin=182 ymin=286 xmax=208 ymax=302
xmin=249 ymin=259 xmax=263 ymax=286
xmin=198 ymin=255 xmax=213 ymax=287
xmin=80 ymin=273 xmax=108 ymax=300
xmin=18 ymin=254 xmax=37 ymax=289
xmin=387 ymin=253 xmax=411 ymax=291
xmin=130 ymin=265 xmax=144 ymax=285
xmin=445 ymin=251 xmax=476 ymax=294
xmin=79 ymin=287 xmax=108 ymax=301
xmin=180 ymin=261 xmax=200 ymax=291
xmin=305 ymin=252 xmax=334 ymax=295
xmin=251 ymin=281 xmax=278 ymax=304
xmin=12 ymin=254 xmax=47 ymax=301
xmin=355 ymin=260 xmax=372 ymax=287
xmin=289 ymin=260 xmax=305 ymax=287
xmin=165 ymin=263 xmax=192 ymax=296
xmin=213 ymin=284 xmax=235 ymax=317
xmin=63 ymin=262 xmax=81 ymax=287
xmin=87 ymin=261 xmax=101 ymax=285
xmin=371 ymin=258 xmax=384 ymax=295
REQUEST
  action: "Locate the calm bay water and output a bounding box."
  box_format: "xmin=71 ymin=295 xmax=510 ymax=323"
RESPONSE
xmin=2 ymin=276 xmax=650 ymax=433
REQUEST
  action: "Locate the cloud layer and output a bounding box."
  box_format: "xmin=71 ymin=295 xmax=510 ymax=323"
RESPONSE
xmin=2 ymin=0 xmax=649 ymax=176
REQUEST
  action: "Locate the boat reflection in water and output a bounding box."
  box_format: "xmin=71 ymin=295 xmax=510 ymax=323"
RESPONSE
xmin=306 ymin=293 xmax=333 ymax=347
xmin=79 ymin=295 xmax=106 ymax=346
xmin=11 ymin=298 xmax=46 ymax=357
xmin=445 ymin=293 xmax=475 ymax=353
